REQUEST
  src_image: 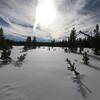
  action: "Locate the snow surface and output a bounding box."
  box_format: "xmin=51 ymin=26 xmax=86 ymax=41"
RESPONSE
xmin=0 ymin=46 xmax=100 ymax=100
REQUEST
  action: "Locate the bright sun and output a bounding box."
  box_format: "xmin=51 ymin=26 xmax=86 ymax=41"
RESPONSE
xmin=35 ymin=0 xmax=56 ymax=27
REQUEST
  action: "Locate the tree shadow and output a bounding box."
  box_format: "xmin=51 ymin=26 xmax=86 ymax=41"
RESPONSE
xmin=87 ymin=64 xmax=100 ymax=71
xmin=89 ymin=54 xmax=100 ymax=61
xmin=72 ymin=75 xmax=92 ymax=98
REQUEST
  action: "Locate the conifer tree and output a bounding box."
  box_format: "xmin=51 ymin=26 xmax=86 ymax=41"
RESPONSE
xmin=33 ymin=36 xmax=36 ymax=42
xmin=69 ymin=28 xmax=77 ymax=52
xmin=93 ymin=24 xmax=100 ymax=55
xmin=82 ymin=52 xmax=89 ymax=65
xmin=26 ymin=36 xmax=31 ymax=43
xmin=0 ymin=27 xmax=4 ymax=38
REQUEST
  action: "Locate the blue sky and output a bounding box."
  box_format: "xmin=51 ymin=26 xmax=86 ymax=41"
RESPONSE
xmin=0 ymin=0 xmax=100 ymax=39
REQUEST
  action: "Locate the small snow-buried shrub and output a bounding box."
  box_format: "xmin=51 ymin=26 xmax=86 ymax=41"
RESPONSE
xmin=66 ymin=58 xmax=80 ymax=76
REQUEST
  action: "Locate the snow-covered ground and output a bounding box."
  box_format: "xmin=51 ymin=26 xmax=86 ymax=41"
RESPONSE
xmin=0 ymin=46 xmax=100 ymax=100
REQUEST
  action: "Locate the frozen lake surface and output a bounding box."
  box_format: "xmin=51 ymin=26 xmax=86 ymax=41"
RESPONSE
xmin=0 ymin=46 xmax=100 ymax=100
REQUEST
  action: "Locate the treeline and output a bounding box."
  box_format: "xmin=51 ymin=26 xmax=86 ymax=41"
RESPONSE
xmin=60 ymin=24 xmax=100 ymax=54
xmin=0 ymin=24 xmax=100 ymax=54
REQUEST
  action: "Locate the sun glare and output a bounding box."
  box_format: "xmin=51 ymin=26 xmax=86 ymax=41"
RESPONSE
xmin=35 ymin=1 xmax=56 ymax=27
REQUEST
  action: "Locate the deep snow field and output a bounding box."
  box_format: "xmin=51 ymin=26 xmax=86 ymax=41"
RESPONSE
xmin=0 ymin=46 xmax=100 ymax=100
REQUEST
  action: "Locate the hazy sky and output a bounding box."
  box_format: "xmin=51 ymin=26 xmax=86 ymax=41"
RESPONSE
xmin=0 ymin=0 xmax=100 ymax=39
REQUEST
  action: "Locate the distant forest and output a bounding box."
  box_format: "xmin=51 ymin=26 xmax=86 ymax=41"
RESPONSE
xmin=0 ymin=24 xmax=100 ymax=55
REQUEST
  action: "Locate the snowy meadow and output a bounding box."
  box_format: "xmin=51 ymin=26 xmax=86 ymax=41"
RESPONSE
xmin=0 ymin=46 xmax=100 ymax=100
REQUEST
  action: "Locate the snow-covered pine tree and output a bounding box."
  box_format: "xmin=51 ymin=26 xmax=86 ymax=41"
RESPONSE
xmin=82 ymin=52 xmax=89 ymax=65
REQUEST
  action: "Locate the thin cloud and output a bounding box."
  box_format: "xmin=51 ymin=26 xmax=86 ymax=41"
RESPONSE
xmin=0 ymin=0 xmax=100 ymax=39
